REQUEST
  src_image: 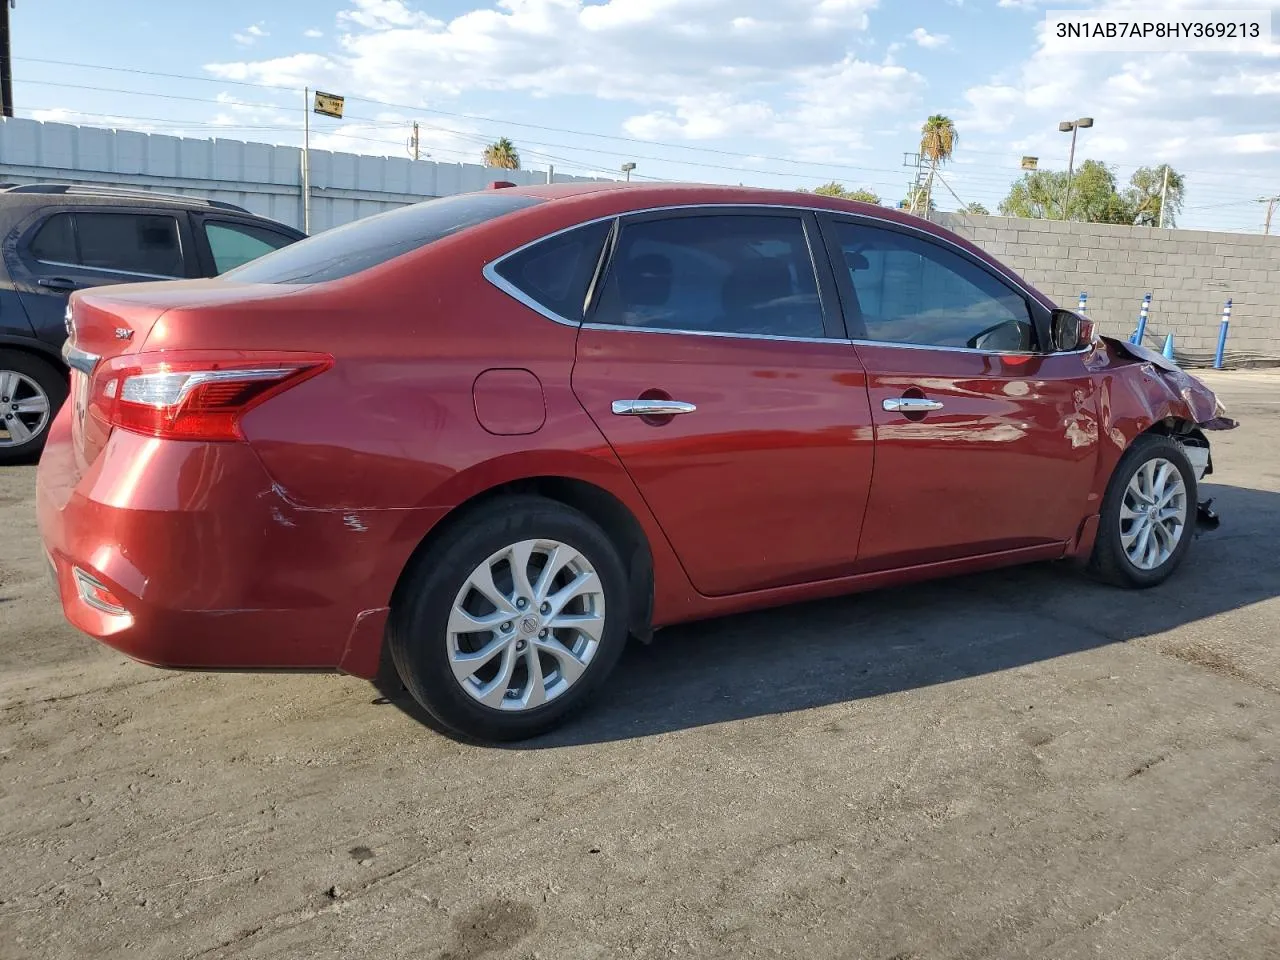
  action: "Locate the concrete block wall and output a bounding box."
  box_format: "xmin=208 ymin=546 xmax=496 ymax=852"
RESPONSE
xmin=935 ymin=212 xmax=1280 ymax=365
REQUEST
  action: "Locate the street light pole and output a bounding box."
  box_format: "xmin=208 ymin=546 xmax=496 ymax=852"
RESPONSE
xmin=1059 ymin=116 xmax=1093 ymax=219
xmin=621 ymin=161 xmax=636 ymax=182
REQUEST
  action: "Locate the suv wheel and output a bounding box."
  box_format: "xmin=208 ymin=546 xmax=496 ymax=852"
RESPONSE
xmin=0 ymin=350 xmax=67 ymax=465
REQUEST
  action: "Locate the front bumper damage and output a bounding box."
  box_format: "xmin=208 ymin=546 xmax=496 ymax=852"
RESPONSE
xmin=1099 ymin=336 xmax=1238 ymax=534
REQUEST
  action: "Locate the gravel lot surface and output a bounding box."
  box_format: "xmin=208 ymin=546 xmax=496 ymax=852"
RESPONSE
xmin=1 ymin=371 xmax=1277 ymax=960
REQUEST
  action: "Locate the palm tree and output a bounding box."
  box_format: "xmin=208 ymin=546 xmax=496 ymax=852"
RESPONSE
xmin=917 ymin=115 xmax=958 ymax=215
xmin=483 ymin=138 xmax=520 ymax=170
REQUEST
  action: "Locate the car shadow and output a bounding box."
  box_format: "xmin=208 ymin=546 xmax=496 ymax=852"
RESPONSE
xmin=373 ymin=480 xmax=1278 ymax=748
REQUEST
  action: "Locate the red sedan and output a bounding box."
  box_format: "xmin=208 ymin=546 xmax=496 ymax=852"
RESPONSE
xmin=37 ymin=183 xmax=1233 ymax=742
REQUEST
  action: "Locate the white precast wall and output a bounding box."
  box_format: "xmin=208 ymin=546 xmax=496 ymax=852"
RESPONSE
xmin=0 ymin=117 xmax=607 ymax=232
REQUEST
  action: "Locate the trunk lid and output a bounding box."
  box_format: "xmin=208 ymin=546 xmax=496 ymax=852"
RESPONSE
xmin=66 ymin=280 xmax=310 ymax=467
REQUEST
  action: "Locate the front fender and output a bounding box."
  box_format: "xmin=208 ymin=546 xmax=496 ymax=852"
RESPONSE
xmin=1090 ymin=336 xmax=1237 ymax=496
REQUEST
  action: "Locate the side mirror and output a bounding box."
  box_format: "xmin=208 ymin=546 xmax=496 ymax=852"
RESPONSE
xmin=1050 ymin=308 xmax=1096 ymax=352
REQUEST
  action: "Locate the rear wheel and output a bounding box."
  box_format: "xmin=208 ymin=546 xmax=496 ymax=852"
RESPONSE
xmin=0 ymin=350 xmax=67 ymax=466
xmin=389 ymin=497 xmax=630 ymax=742
xmin=1089 ymin=434 xmax=1196 ymax=588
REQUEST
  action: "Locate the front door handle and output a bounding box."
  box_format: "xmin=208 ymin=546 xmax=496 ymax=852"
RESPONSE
xmin=612 ymin=399 xmax=697 ymax=416
xmin=883 ymin=397 xmax=944 ymax=413
xmin=38 ymin=277 xmax=77 ymax=291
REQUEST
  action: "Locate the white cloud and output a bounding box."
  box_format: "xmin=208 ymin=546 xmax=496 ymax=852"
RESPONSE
xmin=960 ymin=0 xmax=1280 ymax=220
xmin=996 ymin=0 xmax=1040 ymax=8
xmin=233 ymin=22 xmax=269 ymax=46
xmin=304 ymin=28 xmax=324 ymax=39
xmin=205 ymin=0 xmax=898 ymax=158
xmin=909 ymin=27 xmax=948 ymax=49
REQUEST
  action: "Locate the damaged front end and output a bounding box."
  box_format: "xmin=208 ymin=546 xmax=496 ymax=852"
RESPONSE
xmin=1096 ymin=336 xmax=1238 ymax=530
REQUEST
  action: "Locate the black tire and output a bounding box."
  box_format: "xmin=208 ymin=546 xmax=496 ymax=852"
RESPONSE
xmin=1089 ymin=433 xmax=1197 ymax=588
xmin=389 ymin=496 xmax=630 ymax=743
xmin=0 ymin=349 xmax=68 ymax=466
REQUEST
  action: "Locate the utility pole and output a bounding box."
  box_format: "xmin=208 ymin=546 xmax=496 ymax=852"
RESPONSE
xmin=409 ymin=121 xmax=420 ymax=161
xmin=1157 ymin=164 xmax=1170 ymax=229
xmin=902 ymin=151 xmax=927 ymax=216
xmin=301 ymin=87 xmax=311 ymax=234
xmin=1 ymin=0 xmax=14 ymax=118
xmin=1261 ymin=195 xmax=1279 ymax=236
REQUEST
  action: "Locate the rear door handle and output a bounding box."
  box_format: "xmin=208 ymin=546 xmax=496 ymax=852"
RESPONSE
xmin=38 ymin=277 xmax=77 ymax=291
xmin=612 ymin=399 xmax=697 ymax=416
xmin=883 ymin=397 xmax=944 ymax=413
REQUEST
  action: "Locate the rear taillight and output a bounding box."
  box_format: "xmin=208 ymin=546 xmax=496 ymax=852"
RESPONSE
xmin=88 ymin=351 xmax=331 ymax=442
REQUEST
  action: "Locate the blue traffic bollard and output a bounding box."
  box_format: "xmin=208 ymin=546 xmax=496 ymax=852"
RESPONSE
xmin=1162 ymin=333 xmax=1175 ymax=360
xmin=1078 ymin=291 xmax=1088 ymax=313
xmin=1131 ymin=293 xmax=1152 ymax=345
xmin=1214 ymin=299 xmax=1231 ymax=370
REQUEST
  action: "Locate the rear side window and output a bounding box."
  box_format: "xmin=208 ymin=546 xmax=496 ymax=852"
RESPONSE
xmin=76 ymin=213 xmax=183 ymax=277
xmin=225 ymin=192 xmax=544 ymax=285
xmin=28 ymin=212 xmax=184 ymax=277
xmin=205 ymin=221 xmax=297 ymax=273
xmin=492 ymin=220 xmax=612 ymax=323
xmin=30 ymin=213 xmax=76 ymax=262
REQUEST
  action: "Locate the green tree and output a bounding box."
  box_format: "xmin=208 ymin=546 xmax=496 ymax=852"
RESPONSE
xmin=482 ymin=137 xmax=520 ymax=170
xmin=998 ymin=159 xmax=1185 ymax=225
xmin=915 ymin=114 xmax=958 ymax=213
xmin=1125 ymin=164 xmax=1185 ymax=227
xmin=999 ymin=159 xmax=1129 ymax=223
xmin=806 ymin=182 xmax=881 ymax=204
xmin=962 ymin=201 xmax=990 ymax=215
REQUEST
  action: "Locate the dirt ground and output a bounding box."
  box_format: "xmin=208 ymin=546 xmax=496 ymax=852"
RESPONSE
xmin=1 ymin=371 xmax=1277 ymax=960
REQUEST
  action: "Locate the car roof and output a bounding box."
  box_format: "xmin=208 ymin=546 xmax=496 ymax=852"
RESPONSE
xmin=0 ymin=183 xmax=302 ymax=234
xmin=502 ymin=180 xmax=923 ymax=228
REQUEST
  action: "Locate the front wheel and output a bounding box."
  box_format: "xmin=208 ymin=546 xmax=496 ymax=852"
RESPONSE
xmin=388 ymin=497 xmax=630 ymax=742
xmin=1089 ymin=434 xmax=1197 ymax=588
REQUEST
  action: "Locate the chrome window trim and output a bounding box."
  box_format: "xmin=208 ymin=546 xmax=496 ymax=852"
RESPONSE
xmin=580 ymin=322 xmax=850 ymax=345
xmin=35 ymin=257 xmax=182 ymax=282
xmin=482 ymin=202 xmax=1062 ymax=355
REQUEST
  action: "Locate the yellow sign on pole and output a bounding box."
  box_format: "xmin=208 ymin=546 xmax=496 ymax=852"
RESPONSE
xmin=1021 ymin=155 xmax=1039 ymax=170
xmin=313 ymin=91 xmax=345 ymax=119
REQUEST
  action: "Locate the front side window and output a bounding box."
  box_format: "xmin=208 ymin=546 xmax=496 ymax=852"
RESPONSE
xmin=205 ymin=221 xmax=297 ymax=274
xmin=831 ymin=220 xmax=1034 ymax=352
xmin=591 ymin=214 xmax=826 ymax=339
xmin=225 ymin=191 xmax=544 ymax=285
xmin=493 ymin=220 xmax=612 ymax=323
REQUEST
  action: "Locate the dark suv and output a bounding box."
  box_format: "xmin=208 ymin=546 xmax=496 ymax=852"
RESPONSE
xmin=0 ymin=182 xmax=305 ymax=463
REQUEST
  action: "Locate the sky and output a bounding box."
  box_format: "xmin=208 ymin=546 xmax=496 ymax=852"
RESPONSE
xmin=9 ymin=0 xmax=1280 ymax=232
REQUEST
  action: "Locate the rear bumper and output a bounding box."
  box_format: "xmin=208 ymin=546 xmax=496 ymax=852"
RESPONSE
xmin=36 ymin=411 xmax=444 ymax=678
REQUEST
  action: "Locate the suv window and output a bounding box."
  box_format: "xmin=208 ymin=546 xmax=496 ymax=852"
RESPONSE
xmin=831 ymin=220 xmax=1034 ymax=351
xmin=225 ymin=192 xmax=544 ymax=285
xmin=493 ymin=220 xmax=612 ymax=323
xmin=592 ymin=214 xmax=825 ymax=339
xmin=28 ymin=211 xmax=184 ymax=278
xmin=29 ymin=213 xmax=76 ymax=262
xmin=205 ymin=221 xmax=297 ymax=273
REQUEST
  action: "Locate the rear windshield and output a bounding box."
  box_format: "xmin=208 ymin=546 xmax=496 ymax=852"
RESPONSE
xmin=222 ymin=191 xmax=543 ymax=284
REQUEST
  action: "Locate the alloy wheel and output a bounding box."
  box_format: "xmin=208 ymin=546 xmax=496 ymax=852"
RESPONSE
xmin=0 ymin=369 xmax=51 ymax=448
xmin=1120 ymin=457 xmax=1188 ymax=571
xmin=447 ymin=539 xmax=606 ymax=711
